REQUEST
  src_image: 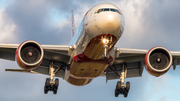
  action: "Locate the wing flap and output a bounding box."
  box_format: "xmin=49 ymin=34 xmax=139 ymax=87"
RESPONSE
xmin=114 ymin=48 xmax=147 ymax=64
xmin=5 ymin=66 xmax=65 ymax=78
xmin=106 ymin=61 xmax=144 ymax=81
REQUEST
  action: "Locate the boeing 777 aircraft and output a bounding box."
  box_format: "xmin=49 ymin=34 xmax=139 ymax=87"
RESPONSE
xmin=1 ymin=3 xmax=180 ymax=97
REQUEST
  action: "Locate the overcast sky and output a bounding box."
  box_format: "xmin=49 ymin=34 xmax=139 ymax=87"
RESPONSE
xmin=0 ymin=0 xmax=180 ymax=101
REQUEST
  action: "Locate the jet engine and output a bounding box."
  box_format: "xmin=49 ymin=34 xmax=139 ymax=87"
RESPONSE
xmin=15 ymin=40 xmax=44 ymax=70
xmin=144 ymin=47 xmax=172 ymax=77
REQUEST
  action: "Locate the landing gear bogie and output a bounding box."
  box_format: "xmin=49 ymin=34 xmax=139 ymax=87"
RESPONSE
xmin=115 ymin=81 xmax=130 ymax=98
xmin=44 ymin=78 xmax=59 ymax=94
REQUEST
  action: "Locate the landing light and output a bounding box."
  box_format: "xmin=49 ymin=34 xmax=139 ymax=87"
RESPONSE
xmin=102 ymin=39 xmax=109 ymax=44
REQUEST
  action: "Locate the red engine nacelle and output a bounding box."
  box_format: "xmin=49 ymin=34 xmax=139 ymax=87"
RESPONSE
xmin=16 ymin=40 xmax=44 ymax=70
xmin=144 ymin=47 xmax=172 ymax=77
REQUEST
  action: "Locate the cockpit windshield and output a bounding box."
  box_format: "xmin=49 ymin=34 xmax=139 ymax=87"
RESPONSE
xmin=96 ymin=8 xmax=121 ymax=14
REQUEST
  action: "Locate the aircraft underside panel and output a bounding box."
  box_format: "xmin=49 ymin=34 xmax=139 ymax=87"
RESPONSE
xmin=67 ymin=34 xmax=117 ymax=79
xmin=65 ymin=72 xmax=93 ymax=86
xmin=105 ymin=61 xmax=144 ymax=81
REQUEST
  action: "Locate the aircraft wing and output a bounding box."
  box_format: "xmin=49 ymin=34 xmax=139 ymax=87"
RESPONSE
xmin=105 ymin=48 xmax=180 ymax=82
xmin=0 ymin=44 xmax=19 ymax=61
xmin=1 ymin=43 xmax=72 ymax=79
xmin=0 ymin=44 xmax=71 ymax=62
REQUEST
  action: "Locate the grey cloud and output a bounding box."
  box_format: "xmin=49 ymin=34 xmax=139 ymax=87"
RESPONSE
xmin=5 ymin=0 xmax=72 ymax=45
xmin=1 ymin=0 xmax=180 ymax=101
xmin=3 ymin=0 xmax=117 ymax=45
xmin=116 ymin=0 xmax=180 ymax=51
xmin=143 ymin=0 xmax=180 ymax=49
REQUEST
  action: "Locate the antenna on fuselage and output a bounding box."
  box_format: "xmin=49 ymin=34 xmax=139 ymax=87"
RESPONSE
xmin=71 ymin=9 xmax=75 ymax=38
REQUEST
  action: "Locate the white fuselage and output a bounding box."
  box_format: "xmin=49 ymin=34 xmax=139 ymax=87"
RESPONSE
xmin=65 ymin=3 xmax=125 ymax=86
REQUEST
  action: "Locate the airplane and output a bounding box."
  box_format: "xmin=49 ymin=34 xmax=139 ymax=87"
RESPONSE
xmin=1 ymin=3 xmax=180 ymax=97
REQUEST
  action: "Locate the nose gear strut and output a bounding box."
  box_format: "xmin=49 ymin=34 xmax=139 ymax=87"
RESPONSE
xmin=101 ymin=44 xmax=110 ymax=60
xmin=101 ymin=36 xmax=112 ymax=61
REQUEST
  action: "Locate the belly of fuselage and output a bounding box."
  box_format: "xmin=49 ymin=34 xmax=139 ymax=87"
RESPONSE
xmin=67 ymin=34 xmax=117 ymax=79
xmin=68 ymin=56 xmax=110 ymax=78
xmin=64 ymin=36 xmax=113 ymax=86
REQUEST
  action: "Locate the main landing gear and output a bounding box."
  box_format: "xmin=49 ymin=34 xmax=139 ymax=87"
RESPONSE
xmin=44 ymin=78 xmax=59 ymax=94
xmin=44 ymin=62 xmax=61 ymax=94
xmin=111 ymin=64 xmax=130 ymax=97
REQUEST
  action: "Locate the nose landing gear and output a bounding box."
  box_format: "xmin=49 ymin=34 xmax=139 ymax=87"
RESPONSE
xmin=101 ymin=45 xmax=110 ymax=61
xmin=101 ymin=37 xmax=112 ymax=61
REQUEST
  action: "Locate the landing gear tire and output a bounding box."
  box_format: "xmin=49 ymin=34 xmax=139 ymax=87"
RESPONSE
xmin=126 ymin=82 xmax=130 ymax=91
xmin=44 ymin=86 xmax=48 ymax=94
xmin=124 ymin=93 xmax=128 ymax=97
xmin=44 ymin=78 xmax=50 ymax=94
xmin=45 ymin=78 xmax=50 ymax=87
xmin=53 ymin=78 xmax=59 ymax=94
xmin=115 ymin=81 xmax=121 ymax=97
xmin=116 ymin=81 xmax=121 ymax=91
xmin=55 ymin=78 xmax=59 ymax=88
xmin=124 ymin=82 xmax=130 ymax=97
xmin=115 ymin=90 xmax=119 ymax=97
xmin=53 ymin=89 xmax=57 ymax=94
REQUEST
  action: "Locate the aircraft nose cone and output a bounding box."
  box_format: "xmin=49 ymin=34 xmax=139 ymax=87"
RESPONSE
xmin=96 ymin=12 xmax=122 ymax=34
xmin=106 ymin=14 xmax=118 ymax=25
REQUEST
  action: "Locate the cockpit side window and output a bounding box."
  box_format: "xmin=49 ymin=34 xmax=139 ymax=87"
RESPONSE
xmin=96 ymin=8 xmax=121 ymax=15
xmin=115 ymin=9 xmax=121 ymax=14
xmin=97 ymin=9 xmax=103 ymax=13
